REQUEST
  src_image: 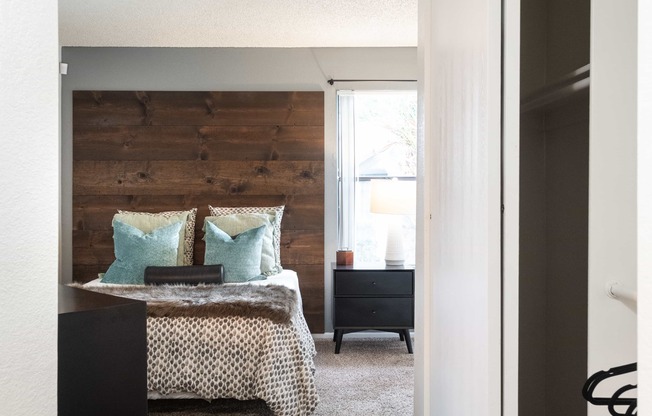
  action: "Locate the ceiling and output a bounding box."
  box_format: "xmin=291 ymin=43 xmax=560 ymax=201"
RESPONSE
xmin=59 ymin=0 xmax=418 ymax=48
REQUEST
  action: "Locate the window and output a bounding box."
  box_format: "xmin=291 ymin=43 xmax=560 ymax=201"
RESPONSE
xmin=337 ymin=90 xmax=417 ymax=265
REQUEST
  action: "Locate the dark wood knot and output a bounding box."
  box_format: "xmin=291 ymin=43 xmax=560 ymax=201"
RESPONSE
xmin=205 ymin=176 xmax=214 ymax=184
xmin=136 ymin=91 xmax=150 ymax=104
xmin=205 ymin=98 xmax=217 ymax=117
xmin=254 ymin=165 xmax=271 ymax=175
xmin=228 ymin=183 xmax=242 ymax=194
xmin=299 ymin=170 xmax=314 ymax=180
xmin=91 ymin=91 xmax=103 ymax=105
xmin=136 ymin=171 xmax=149 ymax=180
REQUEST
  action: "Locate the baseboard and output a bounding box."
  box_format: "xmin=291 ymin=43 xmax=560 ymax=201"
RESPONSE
xmin=313 ymin=331 xmax=415 ymax=341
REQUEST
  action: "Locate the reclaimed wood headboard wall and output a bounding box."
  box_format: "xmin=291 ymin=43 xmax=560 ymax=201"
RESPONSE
xmin=72 ymin=91 xmax=325 ymax=332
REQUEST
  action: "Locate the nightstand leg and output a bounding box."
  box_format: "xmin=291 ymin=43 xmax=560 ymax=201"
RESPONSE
xmin=399 ymin=331 xmax=404 ymax=341
xmin=333 ymin=330 xmax=337 ymax=342
xmin=334 ymin=330 xmax=344 ymax=354
xmin=402 ymin=329 xmax=413 ymax=354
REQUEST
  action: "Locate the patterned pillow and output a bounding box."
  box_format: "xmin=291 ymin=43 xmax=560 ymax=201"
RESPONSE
xmin=116 ymin=208 xmax=197 ymax=266
xmin=209 ymin=205 xmax=284 ymax=273
xmin=102 ymin=220 xmax=183 ymax=285
xmin=204 ymin=213 xmax=278 ymax=275
xmin=204 ymin=222 xmax=266 ymax=283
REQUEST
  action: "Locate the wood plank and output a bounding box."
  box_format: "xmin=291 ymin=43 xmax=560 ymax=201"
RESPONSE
xmin=73 ymin=125 xmax=202 ymax=161
xmin=72 ymin=188 xmax=319 ymax=208
xmin=304 ymin=313 xmax=325 ymax=334
xmin=73 ymin=194 xmax=188 ymax=208
xmin=72 ymin=230 xmax=113 ymax=248
xmin=73 ymin=91 xmax=145 ymax=126
xmin=73 ymin=246 xmax=116 ymax=265
xmin=73 ymin=195 xmax=323 ymax=231
xmin=73 ymin=265 xmax=110 ymax=283
xmin=280 ymin=230 xmax=325 ymax=265
xmin=279 ymin=195 xmax=324 ymax=231
xmin=73 ymin=160 xmax=324 ymax=196
xmin=292 ymin=265 xmax=327 ymax=304
xmin=199 ymin=125 xmax=324 ymax=161
xmin=73 ymin=91 xmax=324 ymax=127
xmin=293 ymin=264 xmax=326 ymax=333
xmin=73 ymin=125 xmax=324 ymax=161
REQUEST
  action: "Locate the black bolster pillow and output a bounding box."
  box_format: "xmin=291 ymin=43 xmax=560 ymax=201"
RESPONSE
xmin=144 ymin=265 xmax=224 ymax=285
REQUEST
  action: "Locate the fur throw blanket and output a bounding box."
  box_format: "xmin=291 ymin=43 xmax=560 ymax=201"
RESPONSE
xmin=69 ymin=283 xmax=297 ymax=324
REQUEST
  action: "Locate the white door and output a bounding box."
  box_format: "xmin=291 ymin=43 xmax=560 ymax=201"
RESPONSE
xmin=416 ymin=0 xmax=502 ymax=414
xmin=588 ymin=2 xmax=638 ymax=415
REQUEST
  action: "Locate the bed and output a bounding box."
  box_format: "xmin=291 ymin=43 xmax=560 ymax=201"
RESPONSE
xmin=79 ymin=269 xmax=318 ymax=416
xmin=73 ymin=203 xmax=319 ymax=415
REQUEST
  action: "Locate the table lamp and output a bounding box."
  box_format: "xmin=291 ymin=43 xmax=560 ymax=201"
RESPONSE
xmin=370 ymin=179 xmax=416 ymax=266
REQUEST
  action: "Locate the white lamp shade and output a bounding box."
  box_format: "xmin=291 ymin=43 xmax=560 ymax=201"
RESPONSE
xmin=370 ymin=179 xmax=416 ymax=215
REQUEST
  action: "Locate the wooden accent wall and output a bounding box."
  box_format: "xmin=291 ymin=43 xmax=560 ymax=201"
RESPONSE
xmin=72 ymin=91 xmax=325 ymax=332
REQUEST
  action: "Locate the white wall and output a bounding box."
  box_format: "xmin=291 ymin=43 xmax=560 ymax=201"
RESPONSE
xmin=417 ymin=0 xmax=502 ymax=414
xmin=638 ymin=2 xmax=652 ymax=413
xmin=588 ymin=0 xmax=638 ymax=412
xmin=0 ymin=2 xmax=59 ymax=415
xmin=60 ymin=47 xmax=417 ymax=332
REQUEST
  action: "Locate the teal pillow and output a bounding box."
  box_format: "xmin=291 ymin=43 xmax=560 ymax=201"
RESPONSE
xmin=102 ymin=219 xmax=183 ymax=285
xmin=204 ymin=222 xmax=266 ymax=283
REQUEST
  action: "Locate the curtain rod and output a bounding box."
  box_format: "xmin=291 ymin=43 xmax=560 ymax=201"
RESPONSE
xmin=327 ymin=79 xmax=417 ymax=85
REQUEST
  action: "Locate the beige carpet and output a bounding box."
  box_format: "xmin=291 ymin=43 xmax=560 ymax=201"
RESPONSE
xmin=148 ymin=337 xmax=414 ymax=415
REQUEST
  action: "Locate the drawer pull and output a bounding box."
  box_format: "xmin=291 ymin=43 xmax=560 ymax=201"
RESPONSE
xmin=372 ymin=310 xmax=376 ymax=314
xmin=372 ymin=281 xmax=376 ymax=285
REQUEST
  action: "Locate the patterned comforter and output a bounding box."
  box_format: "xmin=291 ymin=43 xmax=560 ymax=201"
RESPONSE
xmin=77 ymin=281 xmax=319 ymax=416
xmin=148 ymin=313 xmax=318 ymax=415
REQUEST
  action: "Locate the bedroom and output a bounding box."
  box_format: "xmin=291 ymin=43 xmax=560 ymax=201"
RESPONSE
xmin=48 ymin=2 xmax=419 ymax=415
xmin=3 ymin=0 xmax=652 ymax=416
xmin=60 ymin=46 xmax=418 ymax=413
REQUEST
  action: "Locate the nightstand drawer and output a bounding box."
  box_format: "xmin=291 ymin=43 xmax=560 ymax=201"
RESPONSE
xmin=334 ymin=271 xmax=413 ymax=296
xmin=334 ymin=298 xmax=413 ymax=327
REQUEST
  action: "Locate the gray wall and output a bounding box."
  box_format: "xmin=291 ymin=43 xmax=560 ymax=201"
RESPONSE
xmin=60 ymin=46 xmax=418 ymax=332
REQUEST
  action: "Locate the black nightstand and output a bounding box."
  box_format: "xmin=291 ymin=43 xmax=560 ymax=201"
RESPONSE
xmin=332 ymin=262 xmax=414 ymax=354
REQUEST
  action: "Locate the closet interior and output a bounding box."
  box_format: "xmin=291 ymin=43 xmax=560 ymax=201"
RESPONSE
xmin=519 ymin=0 xmax=590 ymax=415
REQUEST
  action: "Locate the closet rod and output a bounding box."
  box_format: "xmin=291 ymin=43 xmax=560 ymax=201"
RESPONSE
xmin=606 ymin=281 xmax=637 ymax=303
xmin=521 ymin=64 xmax=590 ymax=113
